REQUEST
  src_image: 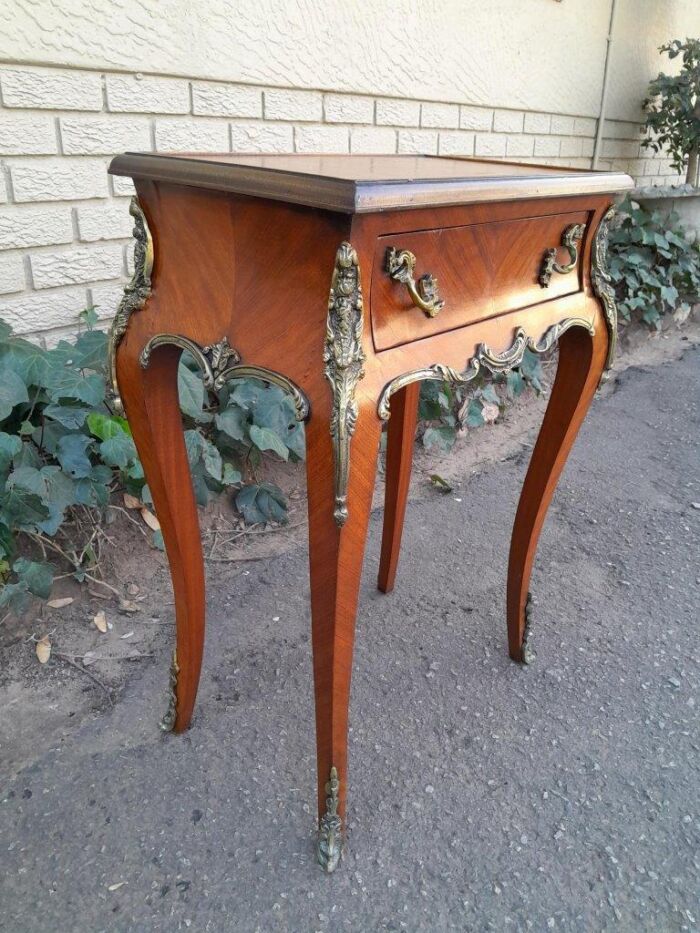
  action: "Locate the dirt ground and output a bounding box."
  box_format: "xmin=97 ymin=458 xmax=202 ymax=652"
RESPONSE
xmin=0 ymin=322 xmax=698 ymax=932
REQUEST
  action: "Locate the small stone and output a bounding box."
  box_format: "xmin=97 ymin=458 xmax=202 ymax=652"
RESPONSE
xmin=425 ymin=785 xmax=435 ymax=794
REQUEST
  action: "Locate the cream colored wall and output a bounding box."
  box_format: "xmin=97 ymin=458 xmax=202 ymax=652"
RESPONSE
xmin=3 ymin=0 xmax=698 ymax=117
xmin=1 ymin=0 xmax=698 ymax=341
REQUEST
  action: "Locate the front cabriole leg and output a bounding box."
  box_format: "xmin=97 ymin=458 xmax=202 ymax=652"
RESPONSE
xmin=307 ymin=242 xmax=381 ymax=872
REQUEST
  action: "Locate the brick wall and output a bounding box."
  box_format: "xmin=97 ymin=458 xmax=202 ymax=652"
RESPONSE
xmin=0 ymin=65 xmax=681 ymax=343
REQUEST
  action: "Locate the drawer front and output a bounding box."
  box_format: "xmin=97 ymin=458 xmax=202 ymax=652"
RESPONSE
xmin=370 ymin=210 xmax=590 ymax=352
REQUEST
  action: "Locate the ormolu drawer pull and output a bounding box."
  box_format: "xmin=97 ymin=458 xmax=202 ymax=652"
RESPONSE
xmin=538 ymin=223 xmax=585 ymax=287
xmin=385 ymin=246 xmax=445 ymax=317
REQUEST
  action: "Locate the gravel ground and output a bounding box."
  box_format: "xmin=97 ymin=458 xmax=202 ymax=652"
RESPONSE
xmin=1 ymin=347 xmax=698 ymax=933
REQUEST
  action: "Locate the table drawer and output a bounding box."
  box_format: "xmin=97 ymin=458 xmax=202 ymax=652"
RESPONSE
xmin=370 ymin=210 xmax=591 ymax=351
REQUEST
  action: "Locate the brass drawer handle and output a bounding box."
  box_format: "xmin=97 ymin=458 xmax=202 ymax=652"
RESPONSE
xmin=539 ymin=223 xmax=585 ymax=287
xmin=385 ymin=246 xmax=445 ymax=318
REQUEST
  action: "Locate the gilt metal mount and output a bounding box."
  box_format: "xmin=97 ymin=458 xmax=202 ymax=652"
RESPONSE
xmin=317 ymin=766 xmax=342 ymax=873
xmin=324 ymin=242 xmax=366 ymax=526
xmin=377 ymin=317 xmax=594 ymax=420
xmin=160 ymin=649 xmax=179 ymax=732
xmin=385 ymin=246 xmax=445 ymax=317
xmin=591 ymin=206 xmax=618 ymax=370
xmin=108 ymin=197 xmax=154 ymax=414
xmin=539 ymin=223 xmax=585 ymax=288
xmin=139 ymin=334 xmax=309 ymax=422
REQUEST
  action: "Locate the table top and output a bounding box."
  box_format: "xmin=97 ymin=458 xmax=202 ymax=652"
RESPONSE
xmin=109 ymin=153 xmax=633 ymax=214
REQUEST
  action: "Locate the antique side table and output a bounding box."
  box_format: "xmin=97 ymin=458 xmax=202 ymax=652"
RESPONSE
xmin=107 ymin=153 xmax=632 ymax=872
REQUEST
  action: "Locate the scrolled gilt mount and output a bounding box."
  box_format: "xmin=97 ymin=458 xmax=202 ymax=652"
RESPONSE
xmin=377 ymin=317 xmax=595 ymax=420
xmin=139 ymin=333 xmax=310 ymax=422
xmin=385 ymin=246 xmax=445 ymax=317
xmin=107 ymin=197 xmax=154 ymax=414
xmin=538 ymin=223 xmax=585 ymax=288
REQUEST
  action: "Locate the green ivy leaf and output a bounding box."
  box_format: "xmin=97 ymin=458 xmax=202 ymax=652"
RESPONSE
xmin=56 ymin=434 xmax=94 ymax=479
xmin=178 ymin=363 xmax=206 ymax=421
xmin=0 ymin=581 xmax=31 ymax=612
xmin=422 ymin=426 xmax=456 ymax=452
xmin=13 ymin=557 xmax=54 ymax=599
xmin=235 ymin=482 xmax=288 ymax=525
xmin=87 ymin=411 xmax=131 ymax=440
xmin=249 ymin=424 xmax=289 ymax=461
xmin=46 ymin=369 xmax=105 ymax=406
xmin=72 ymin=330 xmax=108 ymax=370
xmin=222 ymin=463 xmax=242 ymax=486
xmin=0 ymin=432 xmax=22 ymax=476
xmin=0 ymin=366 xmax=29 ymax=420
xmin=215 ymin=403 xmax=248 ymax=442
xmin=99 ymin=433 xmax=137 ymax=469
xmin=44 ymin=403 xmax=92 ymax=429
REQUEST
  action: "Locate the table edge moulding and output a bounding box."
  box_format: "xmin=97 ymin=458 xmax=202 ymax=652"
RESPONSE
xmin=106 ymin=153 xmax=633 ymax=874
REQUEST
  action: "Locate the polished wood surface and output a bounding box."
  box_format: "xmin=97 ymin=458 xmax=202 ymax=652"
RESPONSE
xmin=110 ymin=152 xmax=633 ymax=213
xmin=371 ymin=207 xmax=590 ymax=351
xmin=109 ymin=152 xmax=629 ymax=868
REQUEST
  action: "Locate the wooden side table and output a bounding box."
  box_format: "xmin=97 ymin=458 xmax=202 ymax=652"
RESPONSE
xmin=107 ymin=154 xmax=632 ymax=872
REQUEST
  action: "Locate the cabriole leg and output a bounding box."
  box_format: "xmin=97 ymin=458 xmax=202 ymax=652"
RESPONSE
xmin=378 ymin=381 xmax=420 ymax=594
xmin=117 ymin=339 xmax=205 ymax=732
xmin=306 ymin=396 xmax=383 ymax=872
xmin=507 ymin=321 xmax=608 ymax=662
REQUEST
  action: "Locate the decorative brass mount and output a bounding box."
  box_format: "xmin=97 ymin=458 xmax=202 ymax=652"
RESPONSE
xmin=385 ymin=246 xmax=445 ymax=317
xmin=377 ymin=317 xmax=594 ymax=420
xmin=317 ymin=766 xmax=342 ymax=873
xmin=538 ymin=223 xmax=585 ymax=288
xmin=139 ymin=334 xmax=310 ymax=422
xmin=108 ymin=197 xmax=154 ymax=414
xmin=324 ymin=242 xmax=366 ymax=527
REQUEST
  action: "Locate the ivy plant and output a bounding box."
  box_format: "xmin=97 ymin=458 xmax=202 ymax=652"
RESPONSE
xmin=608 ymin=196 xmax=700 ymax=330
xmin=419 ymin=349 xmax=545 ymax=452
xmin=642 ymin=38 xmax=700 ymax=186
xmin=0 ymin=315 xmax=303 ymax=612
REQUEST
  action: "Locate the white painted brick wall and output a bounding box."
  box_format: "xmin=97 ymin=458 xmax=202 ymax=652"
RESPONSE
xmin=0 ymin=205 xmax=73 ymax=249
xmin=438 ymin=131 xmax=475 ymax=156
xmin=475 ymin=133 xmax=507 ymax=157
xmin=295 ymin=125 xmax=348 ymax=153
xmin=264 ymin=89 xmax=323 ymax=122
xmin=75 ymin=202 xmax=134 ymax=242
xmin=30 ymin=243 xmax=124 ymax=289
xmin=460 ymin=107 xmax=493 ymax=132
xmin=324 ymin=94 xmax=374 ymax=124
xmin=0 ymin=115 xmax=57 ymax=155
xmin=375 ymin=99 xmax=420 ymax=127
xmin=192 ymin=83 xmax=262 ymax=118
xmin=493 ymin=110 xmax=524 ymax=133
xmin=229 ymin=122 xmax=293 ymax=153
xmin=398 ymin=130 xmax=438 ymax=154
xmin=506 ymin=134 xmax=535 ymax=157
xmin=524 ymin=112 xmax=551 ymax=134
xmin=105 ymin=75 xmax=190 ymax=114
xmin=9 ymin=158 xmax=110 ymax=202
xmin=60 ymin=117 xmax=152 ymax=155
xmin=0 ymin=62 xmax=678 ymax=339
xmin=0 ymin=68 xmax=103 ymax=110
xmin=0 ymin=253 xmax=26 ymax=294
xmin=421 ymin=103 xmax=459 ymax=129
xmin=154 ymin=118 xmax=229 ymax=152
xmin=350 ymin=127 xmax=397 ymax=154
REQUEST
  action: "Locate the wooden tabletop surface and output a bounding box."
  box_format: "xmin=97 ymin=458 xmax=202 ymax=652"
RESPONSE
xmin=109 ymin=152 xmax=633 ymax=214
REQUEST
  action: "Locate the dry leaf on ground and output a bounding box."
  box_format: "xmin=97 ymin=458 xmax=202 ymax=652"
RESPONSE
xmin=140 ymin=508 xmax=160 ymax=532
xmin=36 ymin=635 xmax=51 ymax=664
xmin=481 ymin=402 xmax=500 ymax=424
xmin=123 ymin=493 xmax=141 ymax=510
xmin=93 ymin=610 xmax=108 ymax=633
xmin=47 ymin=597 xmax=73 ymax=609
